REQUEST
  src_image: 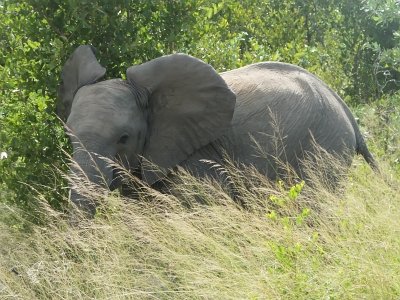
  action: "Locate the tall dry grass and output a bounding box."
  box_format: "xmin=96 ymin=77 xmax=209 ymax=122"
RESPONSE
xmin=1 ymin=154 xmax=399 ymax=299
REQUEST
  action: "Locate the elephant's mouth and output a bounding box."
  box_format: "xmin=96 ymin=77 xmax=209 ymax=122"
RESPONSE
xmin=109 ymin=167 xmax=122 ymax=190
xmin=109 ymin=165 xmax=142 ymax=191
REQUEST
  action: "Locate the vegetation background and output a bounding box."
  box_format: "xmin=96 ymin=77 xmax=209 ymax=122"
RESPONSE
xmin=0 ymin=0 xmax=399 ymax=298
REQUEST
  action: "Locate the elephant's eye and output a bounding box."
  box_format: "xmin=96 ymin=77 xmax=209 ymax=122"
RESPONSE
xmin=118 ymin=133 xmax=129 ymax=145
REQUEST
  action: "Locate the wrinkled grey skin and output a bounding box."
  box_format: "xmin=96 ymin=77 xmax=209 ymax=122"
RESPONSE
xmin=59 ymin=45 xmax=377 ymax=216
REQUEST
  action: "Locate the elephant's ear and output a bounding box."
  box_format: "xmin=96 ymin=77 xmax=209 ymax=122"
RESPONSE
xmin=57 ymin=45 xmax=106 ymax=121
xmin=126 ymin=54 xmax=236 ymax=184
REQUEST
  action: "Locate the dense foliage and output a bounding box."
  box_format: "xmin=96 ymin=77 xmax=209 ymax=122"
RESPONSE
xmin=0 ymin=0 xmax=399 ymax=207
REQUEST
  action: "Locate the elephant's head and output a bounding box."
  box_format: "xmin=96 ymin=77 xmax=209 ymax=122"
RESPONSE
xmin=58 ymin=45 xmax=235 ymax=215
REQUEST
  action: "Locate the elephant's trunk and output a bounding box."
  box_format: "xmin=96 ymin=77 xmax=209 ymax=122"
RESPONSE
xmin=69 ymin=149 xmax=114 ymax=217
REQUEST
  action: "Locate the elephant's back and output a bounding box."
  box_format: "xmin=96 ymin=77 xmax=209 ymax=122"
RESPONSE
xmin=221 ymin=62 xmax=330 ymax=109
xmin=219 ymin=62 xmax=357 ymax=177
xmin=220 ymin=61 xmax=355 ymax=137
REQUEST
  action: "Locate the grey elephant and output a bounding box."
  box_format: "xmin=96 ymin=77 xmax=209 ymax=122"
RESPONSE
xmin=58 ymin=45 xmax=377 ymax=215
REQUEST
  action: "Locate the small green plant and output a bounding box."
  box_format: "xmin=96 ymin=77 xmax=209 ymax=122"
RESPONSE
xmin=265 ymin=180 xmax=318 ymax=281
xmin=267 ymin=240 xmax=303 ymax=270
xmin=268 ymin=180 xmax=305 ymax=205
xmin=266 ymin=180 xmax=309 ymax=227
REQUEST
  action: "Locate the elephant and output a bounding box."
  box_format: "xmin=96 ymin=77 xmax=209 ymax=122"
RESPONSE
xmin=58 ymin=45 xmax=377 ymax=216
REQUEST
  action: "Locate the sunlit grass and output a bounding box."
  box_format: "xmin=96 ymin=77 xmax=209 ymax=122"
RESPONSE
xmin=1 ymin=156 xmax=399 ymax=299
